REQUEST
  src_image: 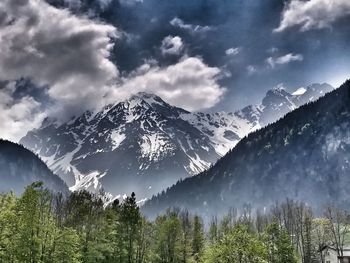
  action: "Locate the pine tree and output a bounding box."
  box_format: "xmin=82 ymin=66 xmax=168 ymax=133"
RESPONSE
xmin=15 ymin=182 xmax=56 ymax=263
xmin=119 ymin=192 xmax=142 ymax=263
xmin=192 ymin=215 xmax=204 ymax=263
xmin=0 ymin=192 xmax=18 ymax=262
xmin=135 ymin=217 xmax=153 ymax=263
xmin=208 ymin=217 xmax=218 ymax=244
xmin=152 ymin=211 xmax=183 ymax=263
xmin=180 ymin=210 xmax=193 ymax=263
xmin=263 ymin=222 xmax=297 ymax=263
xmin=64 ymin=190 xmax=106 ymax=262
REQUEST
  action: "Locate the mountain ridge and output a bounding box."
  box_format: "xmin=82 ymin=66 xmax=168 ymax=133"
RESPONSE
xmin=142 ymin=80 xmax=350 ymax=218
xmin=20 ymin=83 xmax=334 ymax=200
xmin=0 ymin=139 xmax=68 ymax=194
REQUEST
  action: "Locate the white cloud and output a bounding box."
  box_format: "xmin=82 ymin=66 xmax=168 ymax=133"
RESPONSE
xmin=246 ymin=65 xmax=257 ymax=75
xmin=0 ymin=0 xmax=119 ymax=141
xmin=1 ymin=55 xmax=227 ymax=141
xmin=266 ymin=53 xmax=303 ymax=68
xmin=170 ymin=17 xmax=212 ymax=34
xmin=0 ymin=82 xmax=46 ymax=142
xmin=225 ymin=47 xmax=241 ymax=56
xmin=110 ymin=57 xmax=226 ymax=111
xmin=275 ymin=0 xmax=350 ymax=32
xmin=0 ymin=0 xmax=118 ymax=119
xmin=161 ymin=36 xmax=184 ymax=56
xmin=0 ymin=1 xmax=227 ymax=141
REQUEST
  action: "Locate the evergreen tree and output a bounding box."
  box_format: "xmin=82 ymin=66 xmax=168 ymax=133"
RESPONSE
xmin=152 ymin=211 xmax=183 ymax=263
xmin=135 ymin=217 xmax=153 ymax=263
xmin=15 ymin=182 xmax=56 ymax=263
xmin=180 ymin=210 xmax=193 ymax=263
xmin=64 ymin=190 xmax=106 ymax=262
xmin=0 ymin=183 xmax=346 ymax=263
xmin=263 ymin=222 xmax=297 ymax=263
xmin=0 ymin=192 xmax=18 ymax=262
xmin=192 ymin=215 xmax=205 ymax=263
xmin=119 ymin=192 xmax=142 ymax=263
xmin=208 ymin=217 xmax=218 ymax=244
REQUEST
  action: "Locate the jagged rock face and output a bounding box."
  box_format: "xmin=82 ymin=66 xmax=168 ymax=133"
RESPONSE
xmin=243 ymin=83 xmax=334 ymax=126
xmin=20 ymin=84 xmax=333 ymax=200
xmin=0 ymin=140 xmax=68 ymax=194
xmin=20 ymin=93 xmax=255 ymax=200
xmin=143 ymin=81 xmax=349 ymax=219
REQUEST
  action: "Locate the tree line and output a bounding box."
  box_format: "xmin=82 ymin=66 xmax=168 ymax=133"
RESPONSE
xmin=0 ymin=182 xmax=348 ymax=263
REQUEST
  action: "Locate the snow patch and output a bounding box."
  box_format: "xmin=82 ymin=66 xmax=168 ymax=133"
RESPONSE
xmin=110 ymin=131 xmax=126 ymax=150
xmin=292 ymin=87 xmax=307 ymax=96
xmin=70 ymin=170 xmax=107 ymax=192
xmin=140 ymin=133 xmax=174 ymax=163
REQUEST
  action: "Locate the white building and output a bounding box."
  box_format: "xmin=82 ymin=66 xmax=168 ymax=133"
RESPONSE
xmin=322 ymin=246 xmax=350 ymax=263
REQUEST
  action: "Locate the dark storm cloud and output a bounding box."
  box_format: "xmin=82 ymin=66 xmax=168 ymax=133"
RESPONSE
xmin=69 ymin=0 xmax=291 ymax=107
xmin=94 ymin=0 xmax=350 ymax=110
xmin=0 ymin=0 xmax=119 ymax=104
xmin=0 ymin=0 xmax=118 ymax=140
xmin=45 ymin=0 xmax=350 ymax=106
xmin=0 ymin=0 xmax=228 ymax=141
xmin=2 ymin=0 xmax=350 ymax=141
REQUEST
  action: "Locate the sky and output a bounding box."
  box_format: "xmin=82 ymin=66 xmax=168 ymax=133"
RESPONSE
xmin=1 ymin=0 xmax=350 ymax=141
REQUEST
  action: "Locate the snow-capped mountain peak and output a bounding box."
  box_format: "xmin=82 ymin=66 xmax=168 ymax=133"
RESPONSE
xmin=21 ymin=92 xmax=221 ymax=200
xmin=20 ymin=82 xmax=333 ymax=201
xmin=130 ymin=92 xmax=165 ymax=105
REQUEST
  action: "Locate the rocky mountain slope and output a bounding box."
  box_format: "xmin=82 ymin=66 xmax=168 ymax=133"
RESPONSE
xmin=143 ymin=81 xmax=350 ymax=218
xmin=0 ymin=140 xmax=68 ymax=194
xmin=20 ymin=93 xmax=250 ymax=200
xmin=255 ymin=83 xmax=333 ymax=125
xmin=20 ymin=83 xmax=333 ymax=200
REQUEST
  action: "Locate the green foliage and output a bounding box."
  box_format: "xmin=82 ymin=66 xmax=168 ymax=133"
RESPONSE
xmin=0 ymin=191 xmax=17 ymax=261
xmin=262 ymin=222 xmax=297 ymax=263
xmin=52 ymin=228 xmax=82 ymax=263
xmin=0 ymin=184 xmax=312 ymax=263
xmin=115 ymin=192 xmax=143 ymax=263
xmin=208 ymin=218 xmax=218 ymax=244
xmin=192 ymin=215 xmax=205 ymax=263
xmin=204 ymin=224 xmax=268 ymax=263
xmin=15 ymin=182 xmax=57 ymax=262
xmin=152 ymin=211 xmax=183 ymax=263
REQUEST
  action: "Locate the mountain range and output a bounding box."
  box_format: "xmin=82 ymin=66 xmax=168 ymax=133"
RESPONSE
xmin=0 ymin=140 xmax=68 ymax=194
xmin=143 ymin=80 xmax=350 ymax=218
xmin=19 ymin=83 xmax=333 ymax=201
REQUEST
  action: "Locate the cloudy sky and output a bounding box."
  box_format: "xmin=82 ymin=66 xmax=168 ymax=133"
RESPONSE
xmin=1 ymin=0 xmax=350 ymax=141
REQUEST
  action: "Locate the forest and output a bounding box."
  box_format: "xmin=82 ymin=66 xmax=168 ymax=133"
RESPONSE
xmin=0 ymin=182 xmax=349 ymax=263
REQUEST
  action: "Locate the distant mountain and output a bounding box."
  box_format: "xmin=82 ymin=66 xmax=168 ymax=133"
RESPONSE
xmin=143 ymin=81 xmax=349 ymax=218
xmin=247 ymin=83 xmax=334 ymax=126
xmin=0 ymin=140 xmax=68 ymax=194
xmin=20 ymin=83 xmax=333 ymax=200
